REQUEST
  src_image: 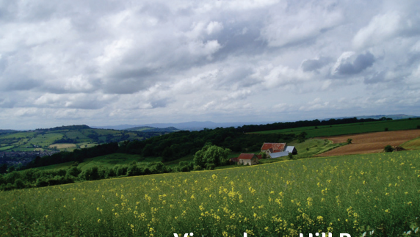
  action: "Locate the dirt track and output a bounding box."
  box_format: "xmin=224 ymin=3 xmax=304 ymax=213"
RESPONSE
xmin=317 ymin=130 xmax=420 ymax=156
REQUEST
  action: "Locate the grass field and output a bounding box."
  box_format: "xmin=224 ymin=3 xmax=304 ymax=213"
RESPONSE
xmin=1 ymin=150 xmax=419 ymax=236
xmin=401 ymin=137 xmax=420 ymax=150
xmin=253 ymin=118 xmax=420 ymax=138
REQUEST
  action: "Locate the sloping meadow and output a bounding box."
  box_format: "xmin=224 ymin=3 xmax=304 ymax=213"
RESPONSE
xmin=0 ymin=151 xmax=419 ymax=236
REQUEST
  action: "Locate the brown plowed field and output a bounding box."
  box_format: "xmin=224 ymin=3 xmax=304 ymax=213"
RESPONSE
xmin=317 ymin=130 xmax=420 ymax=156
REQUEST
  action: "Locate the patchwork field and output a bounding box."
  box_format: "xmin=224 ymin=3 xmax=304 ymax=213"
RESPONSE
xmin=317 ymin=130 xmax=420 ymax=156
xmin=0 ymin=151 xmax=419 ymax=236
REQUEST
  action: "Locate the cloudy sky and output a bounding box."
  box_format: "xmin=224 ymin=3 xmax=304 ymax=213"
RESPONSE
xmin=1 ymin=0 xmax=420 ymax=129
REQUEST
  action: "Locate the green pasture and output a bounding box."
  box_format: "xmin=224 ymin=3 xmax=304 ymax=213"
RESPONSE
xmin=401 ymin=137 xmax=420 ymax=150
xmin=253 ymin=118 xmax=420 ymax=137
xmin=0 ymin=132 xmax=35 ymax=139
xmin=0 ymin=150 xmax=418 ymax=236
xmin=0 ymin=145 xmax=14 ymax=151
xmin=65 ymin=130 xmax=90 ymax=141
xmin=28 ymin=133 xmax=64 ymax=147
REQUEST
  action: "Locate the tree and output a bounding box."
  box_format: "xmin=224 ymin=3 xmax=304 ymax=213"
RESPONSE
xmin=384 ymin=145 xmax=394 ymax=152
xmin=258 ymin=152 xmax=267 ymax=159
xmin=194 ymin=144 xmax=231 ymax=167
xmin=0 ymin=164 xmax=7 ymax=174
xmin=297 ymin=132 xmax=308 ymax=143
xmin=142 ymin=144 xmax=154 ymax=157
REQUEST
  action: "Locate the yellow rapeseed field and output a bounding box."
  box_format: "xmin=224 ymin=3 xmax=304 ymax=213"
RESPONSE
xmin=0 ymin=150 xmax=419 ymax=236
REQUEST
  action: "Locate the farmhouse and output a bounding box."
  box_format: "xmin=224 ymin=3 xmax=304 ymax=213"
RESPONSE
xmin=237 ymin=153 xmax=259 ymax=165
xmin=261 ymin=142 xmax=297 ymax=158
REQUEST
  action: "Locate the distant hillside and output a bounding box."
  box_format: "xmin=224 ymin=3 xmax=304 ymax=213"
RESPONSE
xmin=326 ymin=114 xmax=419 ymax=121
xmin=94 ymin=121 xmax=269 ymax=131
xmin=0 ymin=125 xmax=169 ymax=154
xmin=0 ymin=129 xmax=18 ymax=135
xmin=355 ymin=114 xmax=419 ymax=120
xmin=126 ymin=126 xmax=180 ymax=132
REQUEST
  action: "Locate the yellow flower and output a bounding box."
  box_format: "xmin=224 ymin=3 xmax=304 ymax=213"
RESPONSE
xmin=98 ymin=219 xmax=101 ymax=223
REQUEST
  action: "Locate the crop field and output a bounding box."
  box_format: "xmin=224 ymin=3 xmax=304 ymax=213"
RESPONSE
xmin=318 ymin=130 xmax=420 ymax=156
xmin=0 ymin=150 xmax=419 ymax=236
xmin=253 ymin=119 xmax=420 ymax=138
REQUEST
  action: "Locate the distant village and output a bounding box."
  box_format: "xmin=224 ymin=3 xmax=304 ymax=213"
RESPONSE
xmin=231 ymin=142 xmax=297 ymax=165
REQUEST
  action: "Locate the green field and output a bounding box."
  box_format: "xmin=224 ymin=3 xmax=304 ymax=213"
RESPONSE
xmin=253 ymin=118 xmax=420 ymax=138
xmin=1 ymin=150 xmax=419 ymax=236
xmin=401 ymin=137 xmax=420 ymax=150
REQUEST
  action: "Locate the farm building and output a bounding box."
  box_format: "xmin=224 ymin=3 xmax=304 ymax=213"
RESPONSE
xmin=237 ymin=153 xmax=259 ymax=165
xmin=261 ymin=142 xmax=297 ymax=158
xmin=230 ymin=157 xmax=239 ymax=163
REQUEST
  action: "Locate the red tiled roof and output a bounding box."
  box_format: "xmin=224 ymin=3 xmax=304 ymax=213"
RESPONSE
xmin=261 ymin=143 xmax=286 ymax=153
xmin=257 ymin=154 xmax=262 ymax=159
xmin=230 ymin=157 xmax=239 ymax=162
xmin=238 ymin=153 xmax=256 ymax=160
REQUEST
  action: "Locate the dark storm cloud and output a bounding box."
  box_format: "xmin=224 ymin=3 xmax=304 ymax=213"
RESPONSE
xmin=334 ymin=52 xmax=375 ymax=76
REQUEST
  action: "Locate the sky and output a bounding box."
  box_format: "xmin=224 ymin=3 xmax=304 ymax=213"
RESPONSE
xmin=1 ymin=0 xmax=420 ymax=130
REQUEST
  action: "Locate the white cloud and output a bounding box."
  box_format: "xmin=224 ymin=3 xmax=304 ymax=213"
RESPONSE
xmin=262 ymin=2 xmax=343 ymax=47
xmin=206 ymin=21 xmax=223 ymax=35
xmin=1 ymin=0 xmax=420 ymax=129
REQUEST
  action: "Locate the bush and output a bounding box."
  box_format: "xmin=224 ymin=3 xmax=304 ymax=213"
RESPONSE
xmin=116 ymin=166 xmax=128 ymax=176
xmin=288 ymin=153 xmax=294 ymax=160
xmin=206 ymin=163 xmax=215 ymax=170
xmin=106 ymin=168 xmax=116 ymax=178
xmin=67 ymin=167 xmax=82 ymax=177
xmin=35 ymin=178 xmax=48 ymax=187
xmin=384 ymin=127 xmax=389 ymax=131
xmin=347 ymin=138 xmax=352 ymax=144
xmin=127 ymin=163 xmax=143 ymax=176
xmin=384 ymin=145 xmax=394 ymax=152
xmin=14 ymin=179 xmax=26 ymax=189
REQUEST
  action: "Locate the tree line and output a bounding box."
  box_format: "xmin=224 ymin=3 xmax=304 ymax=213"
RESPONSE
xmin=238 ymin=117 xmax=381 ymax=133
xmin=0 ymin=161 xmax=178 ymax=191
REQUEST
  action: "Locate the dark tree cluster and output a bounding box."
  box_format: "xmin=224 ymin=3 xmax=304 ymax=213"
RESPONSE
xmin=120 ymin=128 xmax=296 ymax=162
xmin=54 ymin=137 xmax=78 ymax=144
xmin=0 ymin=161 xmax=178 ymax=192
xmin=238 ymin=117 xmax=379 ymax=133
